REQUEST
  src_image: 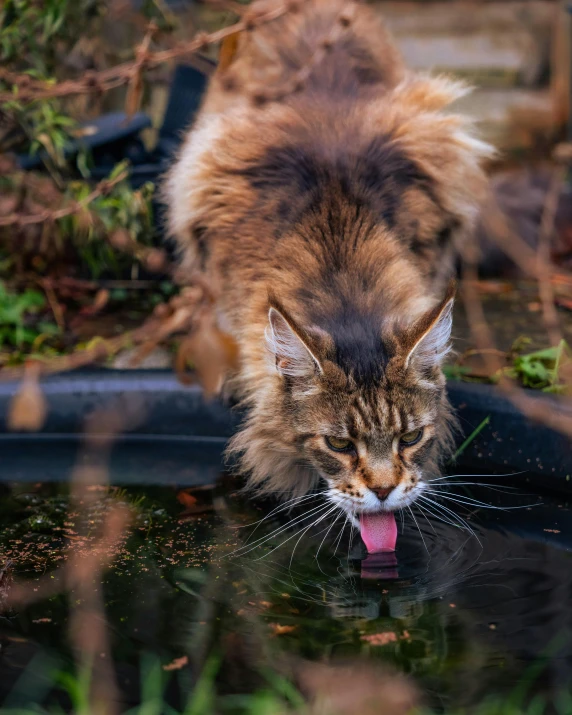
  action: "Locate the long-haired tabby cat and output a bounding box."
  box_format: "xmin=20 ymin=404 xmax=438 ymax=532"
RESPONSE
xmin=165 ymin=0 xmax=493 ymax=551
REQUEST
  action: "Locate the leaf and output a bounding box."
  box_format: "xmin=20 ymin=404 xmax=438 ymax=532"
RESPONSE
xmin=451 ymin=416 xmax=490 ymax=462
xmin=360 ymin=632 xmax=398 ymax=646
xmin=79 ymin=288 xmax=109 ymax=316
xmin=177 ymin=491 xmax=198 ymax=509
xmin=162 ymin=655 xmax=189 ymax=672
xmin=108 ymin=160 xmax=130 ymax=181
xmin=125 ymin=70 xmax=144 ymax=118
xmin=36 ymin=321 xmax=60 ymax=336
xmin=268 ymin=623 xmax=297 ymax=636
xmin=16 ymin=289 xmax=45 ymax=312
xmin=110 ymin=288 xmax=128 ymax=302
xmin=442 ymin=365 xmax=472 ymax=380
xmin=8 ymin=365 xmax=47 ymax=432
xmin=20 ymin=328 xmax=41 ymax=345
xmin=176 ymin=323 xmax=239 ymax=397
xmin=218 ymin=31 xmax=240 ymax=72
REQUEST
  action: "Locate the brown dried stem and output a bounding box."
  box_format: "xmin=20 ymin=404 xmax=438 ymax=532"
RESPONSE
xmin=3 ymin=401 xmax=143 ymax=713
xmin=462 ymin=257 xmax=572 ymax=439
xmin=0 ymin=169 xmax=129 ymax=227
xmin=0 ymin=280 xmax=214 ymax=381
xmin=0 ymin=4 xmax=289 ymax=104
xmin=536 ymin=167 xmax=566 ymax=346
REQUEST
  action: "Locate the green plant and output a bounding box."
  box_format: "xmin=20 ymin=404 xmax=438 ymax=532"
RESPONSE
xmin=0 ymin=0 xmax=104 ymax=77
xmin=444 ymin=339 xmax=572 ymax=394
xmin=450 ymin=416 xmax=490 ymax=462
xmin=0 ymin=281 xmax=58 ymax=348
xmin=499 ymin=339 xmax=572 ymax=393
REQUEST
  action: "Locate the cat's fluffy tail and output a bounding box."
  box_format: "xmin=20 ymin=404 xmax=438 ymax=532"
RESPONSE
xmin=218 ymin=0 xmax=406 ymax=100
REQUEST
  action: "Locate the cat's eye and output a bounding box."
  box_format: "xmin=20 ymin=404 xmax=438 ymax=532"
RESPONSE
xmin=399 ymin=428 xmax=423 ymax=447
xmin=325 ymin=436 xmax=354 ymax=453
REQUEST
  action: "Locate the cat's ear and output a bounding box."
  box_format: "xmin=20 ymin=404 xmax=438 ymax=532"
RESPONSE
xmin=266 ymin=304 xmax=323 ymax=379
xmin=402 ymin=280 xmax=455 ymax=371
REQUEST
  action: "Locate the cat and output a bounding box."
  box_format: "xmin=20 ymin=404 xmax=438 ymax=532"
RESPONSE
xmin=164 ymin=0 xmax=493 ymax=547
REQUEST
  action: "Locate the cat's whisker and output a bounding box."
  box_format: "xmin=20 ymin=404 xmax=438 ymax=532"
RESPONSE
xmin=428 ymin=491 xmax=541 ymax=511
xmin=236 ymin=493 xmax=321 ymax=535
xmin=346 ymin=510 xmax=357 ymax=565
xmin=315 ymin=510 xmax=343 ymax=569
xmin=428 ymin=480 xmax=521 ymax=491
xmin=252 ymin=505 xmax=337 ymax=564
xmin=228 ymin=502 xmax=331 ymax=557
xmin=333 ymin=512 xmax=350 ymax=557
xmin=287 ymin=505 xmax=339 ymax=568
xmin=429 ymin=482 xmax=526 ymax=498
xmin=430 ymin=471 xmax=525 ymax=481
xmin=413 ymin=502 xmax=437 ymax=534
xmin=419 ymin=494 xmax=475 ymax=530
xmin=407 ymin=505 xmax=430 ymax=556
xmin=418 ymin=494 xmax=482 ymax=547
xmin=414 ymin=498 xmax=461 ymax=530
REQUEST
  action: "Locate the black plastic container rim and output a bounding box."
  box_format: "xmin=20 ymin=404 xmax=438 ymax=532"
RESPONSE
xmin=1 ymin=369 xmax=572 ymax=494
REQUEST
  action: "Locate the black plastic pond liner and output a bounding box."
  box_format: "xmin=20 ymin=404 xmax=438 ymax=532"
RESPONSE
xmin=17 ymin=63 xmax=212 ymax=194
xmin=1 ymin=370 xmax=572 ymax=494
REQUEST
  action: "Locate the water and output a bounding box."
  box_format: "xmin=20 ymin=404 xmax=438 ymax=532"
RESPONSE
xmin=0 ymin=468 xmax=571 ymax=712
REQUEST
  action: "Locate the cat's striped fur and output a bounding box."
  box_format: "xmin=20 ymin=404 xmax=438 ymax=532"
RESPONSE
xmin=164 ymin=0 xmax=493 ymax=519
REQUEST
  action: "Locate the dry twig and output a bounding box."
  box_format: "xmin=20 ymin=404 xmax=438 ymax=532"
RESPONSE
xmin=536 ymin=167 xmax=566 ymax=346
xmin=0 ymin=5 xmax=289 ymax=104
xmin=0 ymin=169 xmax=129 ymax=227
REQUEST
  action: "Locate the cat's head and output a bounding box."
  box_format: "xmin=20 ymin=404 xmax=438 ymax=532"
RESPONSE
xmin=263 ymin=282 xmax=456 ymax=518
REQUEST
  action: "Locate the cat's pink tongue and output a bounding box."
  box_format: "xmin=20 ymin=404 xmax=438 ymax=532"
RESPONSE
xmin=360 ymin=511 xmax=397 ymax=553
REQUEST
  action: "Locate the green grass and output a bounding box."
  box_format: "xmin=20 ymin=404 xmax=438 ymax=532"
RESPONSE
xmin=444 ymin=339 xmax=572 ymax=394
xmin=3 ymin=654 xmax=571 ymax=715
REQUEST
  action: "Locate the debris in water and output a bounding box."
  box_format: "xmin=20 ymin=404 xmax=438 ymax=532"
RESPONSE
xmin=269 ymin=623 xmax=297 ymax=636
xmin=162 ymin=655 xmax=188 ymax=671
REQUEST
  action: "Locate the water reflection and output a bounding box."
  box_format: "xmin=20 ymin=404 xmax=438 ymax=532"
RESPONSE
xmin=218 ymin=485 xmax=572 ymax=709
xmin=1 ymin=478 xmax=571 ymax=711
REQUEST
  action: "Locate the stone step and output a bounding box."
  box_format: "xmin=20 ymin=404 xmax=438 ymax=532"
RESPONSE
xmin=380 ymin=1 xmax=557 ymax=88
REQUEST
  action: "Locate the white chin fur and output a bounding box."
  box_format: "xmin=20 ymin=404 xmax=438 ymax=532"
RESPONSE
xmin=325 ymin=480 xmax=427 ymax=525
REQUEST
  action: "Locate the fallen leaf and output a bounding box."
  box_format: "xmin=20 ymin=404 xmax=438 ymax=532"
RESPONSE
xmin=269 ymin=623 xmax=297 ymax=635
xmin=544 ymin=528 xmax=561 ymax=533
xmin=176 ymin=320 xmax=239 ymax=396
xmin=177 ymin=491 xmax=198 ymax=508
xmin=162 ymin=655 xmax=188 ymax=672
xmin=463 ymin=280 xmax=513 ymax=295
xmin=145 ymin=249 xmax=168 ymax=274
xmin=125 ymin=68 xmax=144 ymax=118
xmin=218 ymin=31 xmax=240 ymax=72
xmin=79 ymin=289 xmax=110 ymax=317
xmin=109 ymin=229 xmax=132 ymax=250
xmin=361 ymin=632 xmax=397 ymax=646
xmin=32 ymin=618 xmax=52 ymax=624
xmin=177 ymin=503 xmax=214 ymax=521
xmin=72 ymin=125 xmax=99 ymax=138
xmin=555 ymin=297 xmax=572 ymax=312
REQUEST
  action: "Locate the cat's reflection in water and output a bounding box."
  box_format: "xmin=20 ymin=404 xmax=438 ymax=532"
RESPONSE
xmin=214 ymin=496 xmax=572 ymax=709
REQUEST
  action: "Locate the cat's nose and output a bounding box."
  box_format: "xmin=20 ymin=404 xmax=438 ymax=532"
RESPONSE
xmin=374 ymin=487 xmax=394 ymax=501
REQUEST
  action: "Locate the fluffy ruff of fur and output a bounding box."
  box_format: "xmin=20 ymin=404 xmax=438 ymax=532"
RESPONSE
xmin=164 ymin=0 xmax=493 ymax=515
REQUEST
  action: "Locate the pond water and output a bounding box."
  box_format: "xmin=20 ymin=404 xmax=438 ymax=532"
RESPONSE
xmin=0 ymin=456 xmax=571 ymax=713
